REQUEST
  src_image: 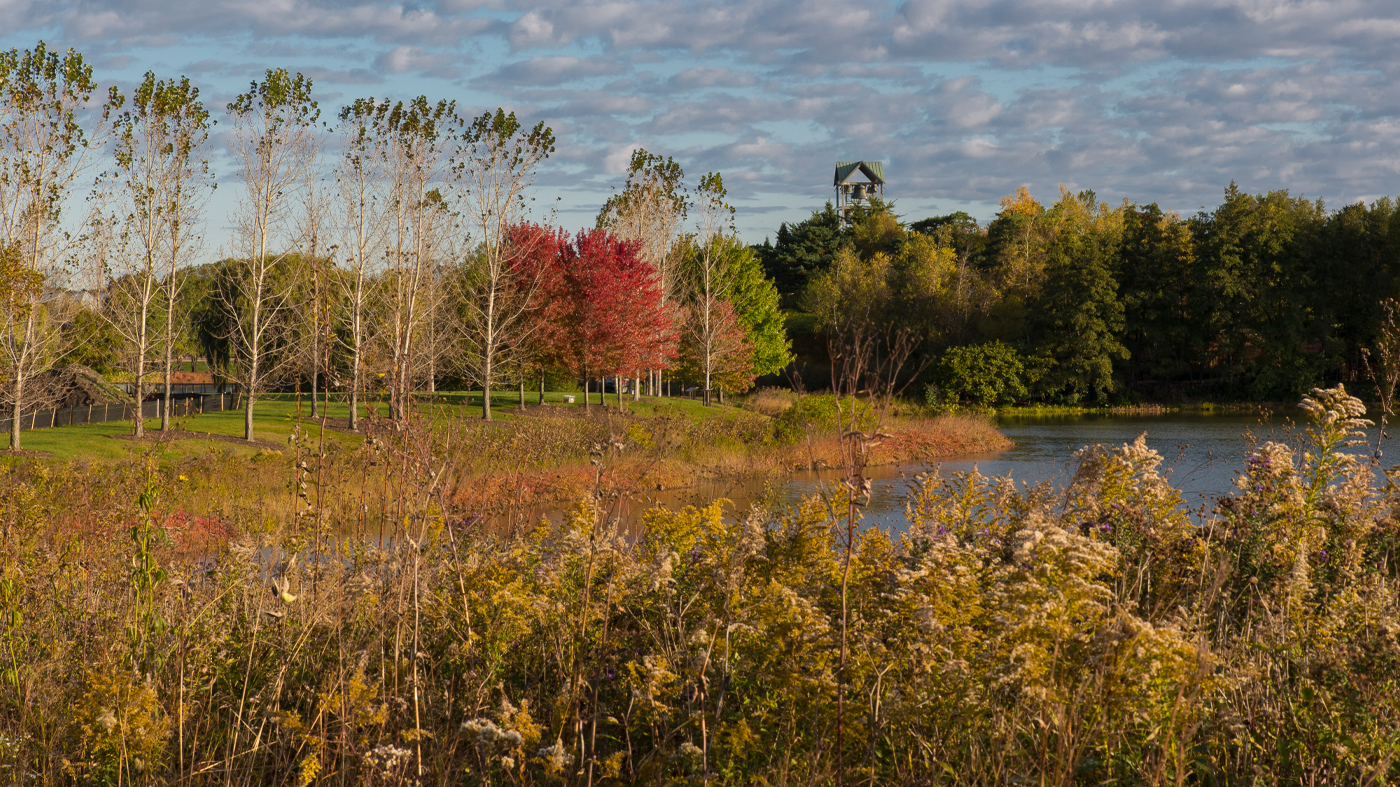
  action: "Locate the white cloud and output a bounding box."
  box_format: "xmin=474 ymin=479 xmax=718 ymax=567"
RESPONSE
xmin=374 ymin=45 xmax=458 ymax=75
xmin=476 ymin=55 xmax=625 ymax=86
xmin=602 ymin=142 xmax=641 ymax=175
xmin=4 ymin=0 xmax=1400 ymax=241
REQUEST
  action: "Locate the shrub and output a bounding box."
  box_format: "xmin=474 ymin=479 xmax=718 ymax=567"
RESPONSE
xmin=934 ymin=341 xmax=1028 ymax=406
xmin=771 ymin=393 xmax=839 ymax=442
xmin=923 ymin=383 xmax=958 ymax=415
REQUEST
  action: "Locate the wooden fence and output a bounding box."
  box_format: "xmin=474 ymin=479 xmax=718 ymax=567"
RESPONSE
xmin=0 ymin=394 xmax=237 ymax=434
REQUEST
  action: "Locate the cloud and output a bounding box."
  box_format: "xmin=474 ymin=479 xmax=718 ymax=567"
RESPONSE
xmin=5 ymin=0 xmax=1400 ymax=242
xmin=602 ymin=143 xmax=641 ymax=175
xmin=38 ymin=0 xmax=496 ymax=48
xmin=298 ymin=65 xmax=384 ymax=84
xmin=666 ymin=67 xmax=757 ymax=90
xmin=374 ymin=45 xmax=460 ymax=76
xmin=475 ymin=55 xmax=626 ymax=87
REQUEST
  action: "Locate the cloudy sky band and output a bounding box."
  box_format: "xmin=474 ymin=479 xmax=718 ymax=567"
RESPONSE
xmin=3 ymin=0 xmax=1398 ymax=252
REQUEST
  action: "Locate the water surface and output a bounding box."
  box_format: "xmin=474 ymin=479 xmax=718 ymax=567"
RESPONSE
xmin=602 ymin=410 xmax=1399 ymax=532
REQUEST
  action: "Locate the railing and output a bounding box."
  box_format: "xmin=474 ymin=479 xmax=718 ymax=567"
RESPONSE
xmin=0 ymin=393 xmax=238 ymax=434
xmin=115 ymin=382 xmax=232 ymax=396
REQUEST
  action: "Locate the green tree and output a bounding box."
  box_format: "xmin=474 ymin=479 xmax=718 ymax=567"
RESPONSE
xmin=709 ymin=236 xmax=791 ymax=379
xmin=846 ymin=198 xmax=904 ymax=259
xmin=103 ymin=71 xmax=214 ymax=436
xmin=1027 ymin=190 xmax=1127 ymax=403
xmin=799 ymin=246 xmax=892 ymax=333
xmin=61 ymin=307 xmax=123 ymax=374
xmin=911 ymin=210 xmax=978 ymax=234
xmin=225 ymin=68 xmax=321 ymax=441
xmin=979 ymin=186 xmax=1048 ymax=344
xmin=756 ymin=202 xmax=848 ymax=305
xmin=1117 ymin=204 xmax=1200 ymax=394
xmin=1189 ymin=183 xmax=1326 ymax=399
xmin=454 ymin=108 xmax=556 ymax=421
xmin=888 ymin=231 xmax=959 ymax=350
xmin=1306 ymin=198 xmax=1400 ymax=388
xmin=597 ymin=148 xmax=688 ymax=397
xmin=596 ymin=148 xmax=687 ymax=305
xmin=0 ymin=42 xmax=104 ymax=449
xmin=933 ymin=341 xmax=1028 ymax=406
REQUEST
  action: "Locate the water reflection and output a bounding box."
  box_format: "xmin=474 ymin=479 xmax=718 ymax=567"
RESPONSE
xmin=508 ymin=410 xmax=1400 ymax=534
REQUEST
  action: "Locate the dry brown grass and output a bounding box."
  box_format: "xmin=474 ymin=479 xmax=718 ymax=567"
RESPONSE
xmin=445 ymin=409 xmax=1010 ymax=513
xmin=741 ymin=386 xmax=797 ymax=417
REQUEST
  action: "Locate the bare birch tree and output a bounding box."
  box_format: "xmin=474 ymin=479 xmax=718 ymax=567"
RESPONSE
xmin=101 ymin=72 xmax=213 ymax=437
xmin=0 ymin=43 xmax=106 ymax=450
xmin=297 ymin=161 xmax=331 ymax=418
xmin=225 ymin=69 xmax=320 ymax=441
xmin=413 ymin=196 xmax=459 ymax=396
xmin=155 ymin=78 xmax=212 ymax=431
xmin=597 ymin=148 xmax=686 ymax=396
xmin=93 ymin=210 xmax=162 ymax=436
xmin=453 ymin=108 xmax=554 ymax=421
xmin=381 ymin=98 xmax=456 ymax=423
xmin=334 ymin=99 xmax=391 ymax=431
xmin=683 ymin=172 xmax=735 ymax=405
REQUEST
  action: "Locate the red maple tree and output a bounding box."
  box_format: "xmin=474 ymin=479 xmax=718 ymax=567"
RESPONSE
xmin=675 ymin=296 xmax=757 ymax=395
xmin=537 ymin=228 xmax=675 ymax=409
xmin=504 ymin=222 xmax=569 ymax=386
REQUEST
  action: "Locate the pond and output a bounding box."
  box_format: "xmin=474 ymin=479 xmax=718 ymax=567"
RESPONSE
xmin=568 ymin=409 xmax=1400 ymax=534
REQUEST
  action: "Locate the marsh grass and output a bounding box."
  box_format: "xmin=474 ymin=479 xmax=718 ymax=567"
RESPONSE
xmin=7 ymin=389 xmax=1398 ymax=784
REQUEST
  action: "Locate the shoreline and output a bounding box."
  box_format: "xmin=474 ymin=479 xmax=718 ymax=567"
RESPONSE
xmin=447 ymin=412 xmax=1013 ymax=516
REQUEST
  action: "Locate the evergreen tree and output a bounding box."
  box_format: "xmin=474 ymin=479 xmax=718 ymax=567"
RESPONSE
xmin=1028 ymin=191 xmax=1127 ymax=403
xmin=755 ymin=202 xmax=847 ymax=305
xmin=1190 ymin=183 xmax=1326 ymax=399
xmin=911 ymin=210 xmax=988 ymax=267
xmin=1117 ymin=204 xmax=1200 ymax=394
xmin=1307 ymin=199 xmax=1400 ymax=385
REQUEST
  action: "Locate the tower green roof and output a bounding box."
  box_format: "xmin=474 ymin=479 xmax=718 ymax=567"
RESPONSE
xmin=834 ymin=161 xmax=885 ymax=186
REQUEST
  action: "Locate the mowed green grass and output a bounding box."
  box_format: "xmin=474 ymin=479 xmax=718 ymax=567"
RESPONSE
xmin=7 ymin=397 xmax=360 ymax=461
xmin=428 ymin=388 xmax=752 ymax=421
xmin=8 ymin=389 xmax=754 ymax=461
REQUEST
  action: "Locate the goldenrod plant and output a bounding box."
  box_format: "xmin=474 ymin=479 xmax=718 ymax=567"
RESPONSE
xmin=0 ymin=386 xmax=1398 ymax=784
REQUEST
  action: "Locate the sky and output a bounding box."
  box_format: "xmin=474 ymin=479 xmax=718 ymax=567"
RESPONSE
xmin=4 ymin=0 xmax=1400 ymax=252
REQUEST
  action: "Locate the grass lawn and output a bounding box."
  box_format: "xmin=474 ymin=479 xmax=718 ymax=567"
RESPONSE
xmin=7 ymin=397 xmax=361 ymax=461
xmin=423 ymin=388 xmax=751 ymax=420
xmin=7 ymin=389 xmax=755 ymax=461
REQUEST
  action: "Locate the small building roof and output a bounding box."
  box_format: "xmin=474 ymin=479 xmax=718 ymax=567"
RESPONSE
xmin=834 ymin=160 xmax=885 ymax=186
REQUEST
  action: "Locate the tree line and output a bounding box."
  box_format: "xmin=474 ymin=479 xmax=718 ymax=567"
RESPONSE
xmin=0 ymin=43 xmax=789 ymax=449
xmin=760 ymin=183 xmax=1400 ymax=406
